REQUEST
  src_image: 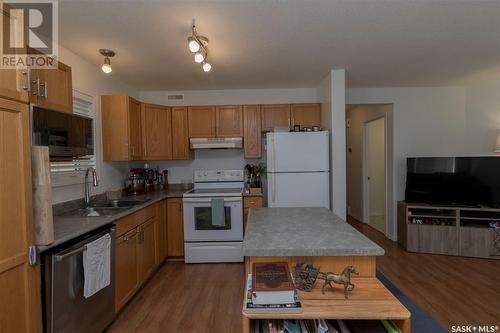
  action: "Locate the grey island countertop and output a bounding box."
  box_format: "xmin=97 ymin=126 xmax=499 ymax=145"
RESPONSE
xmin=38 ymin=186 xmax=190 ymax=253
xmin=243 ymin=207 xmax=385 ymax=257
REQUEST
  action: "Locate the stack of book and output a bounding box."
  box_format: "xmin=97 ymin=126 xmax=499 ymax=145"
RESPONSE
xmin=245 ymin=262 xmax=302 ymax=314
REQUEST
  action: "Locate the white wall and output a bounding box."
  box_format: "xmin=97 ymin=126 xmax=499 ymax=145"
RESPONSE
xmin=346 ymin=86 xmax=468 ymax=240
xmin=51 ymin=46 xmax=139 ymax=203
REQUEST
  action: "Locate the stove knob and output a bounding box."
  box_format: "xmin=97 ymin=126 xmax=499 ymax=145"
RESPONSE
xmin=230 ymin=171 xmax=235 ymax=176
xmin=203 ymin=171 xmax=209 ymax=176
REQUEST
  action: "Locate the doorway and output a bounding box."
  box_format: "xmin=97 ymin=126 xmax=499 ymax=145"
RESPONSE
xmin=364 ymin=117 xmax=386 ymax=233
xmin=346 ymin=104 xmax=393 ymax=238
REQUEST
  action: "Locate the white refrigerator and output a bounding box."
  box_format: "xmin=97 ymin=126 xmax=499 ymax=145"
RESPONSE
xmin=266 ymin=131 xmax=330 ymax=209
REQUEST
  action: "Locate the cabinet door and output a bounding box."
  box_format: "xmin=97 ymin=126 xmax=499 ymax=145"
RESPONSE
xmin=188 ymin=106 xmax=216 ymax=137
xmin=142 ymin=103 xmax=172 ymax=160
xmin=0 ymin=98 xmax=42 ymax=332
xmin=102 ymin=96 xmax=130 ymax=161
xmin=0 ymin=6 xmax=29 ymax=103
xmin=243 ymin=105 xmax=261 ymax=158
xmin=138 ymin=218 xmax=157 ymax=283
xmin=291 ymin=103 xmax=321 ymax=129
xmin=243 ymin=196 xmax=263 ymax=231
xmin=128 ymin=98 xmax=143 ymax=160
xmin=216 ymin=105 xmax=243 ymax=137
xmin=155 ymin=200 xmax=168 ymax=264
xmin=115 ymin=229 xmax=139 ymax=312
xmin=261 ymin=104 xmax=291 ymax=131
xmin=171 ymin=107 xmax=191 ymax=160
xmin=167 ymin=198 xmax=184 ymax=257
xmin=36 ymin=61 xmax=73 ymax=113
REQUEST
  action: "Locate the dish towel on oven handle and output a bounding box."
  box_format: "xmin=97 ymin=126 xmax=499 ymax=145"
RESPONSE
xmin=211 ymin=198 xmax=226 ymax=227
xmin=83 ymin=233 xmax=111 ymax=298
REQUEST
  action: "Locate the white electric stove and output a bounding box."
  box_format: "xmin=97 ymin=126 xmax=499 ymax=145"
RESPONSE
xmin=183 ymin=170 xmax=244 ymax=263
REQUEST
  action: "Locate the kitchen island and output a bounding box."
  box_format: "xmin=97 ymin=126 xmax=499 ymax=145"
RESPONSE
xmin=242 ymin=207 xmax=411 ymax=333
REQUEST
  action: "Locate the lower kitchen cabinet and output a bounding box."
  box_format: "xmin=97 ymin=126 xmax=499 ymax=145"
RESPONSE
xmin=155 ymin=200 xmax=168 ymax=264
xmin=167 ymin=198 xmax=184 ymax=257
xmin=115 ymin=229 xmax=139 ymax=312
xmin=138 ymin=218 xmax=157 ymax=282
xmin=243 ymin=196 xmax=263 ymax=232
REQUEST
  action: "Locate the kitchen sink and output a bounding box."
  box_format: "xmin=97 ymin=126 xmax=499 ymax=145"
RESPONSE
xmin=57 ymin=207 xmax=129 ymax=218
xmin=90 ymin=198 xmax=151 ymax=208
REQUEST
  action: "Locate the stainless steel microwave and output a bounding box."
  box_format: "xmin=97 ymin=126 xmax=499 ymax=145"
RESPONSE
xmin=31 ymin=106 xmax=94 ymax=157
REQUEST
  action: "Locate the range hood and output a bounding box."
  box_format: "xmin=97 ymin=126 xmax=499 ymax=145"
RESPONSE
xmin=189 ymin=137 xmax=243 ymax=149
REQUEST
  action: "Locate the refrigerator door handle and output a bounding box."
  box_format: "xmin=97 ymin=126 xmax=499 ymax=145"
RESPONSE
xmin=271 ymin=174 xmax=276 ymax=203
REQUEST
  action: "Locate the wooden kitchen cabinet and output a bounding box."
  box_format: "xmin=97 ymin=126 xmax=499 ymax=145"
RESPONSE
xmin=137 ymin=218 xmax=157 ymax=283
xmin=167 ymin=198 xmax=184 ymax=257
xmin=291 ymin=103 xmax=321 ymax=129
xmin=0 ymin=68 xmax=30 ymax=103
xmin=216 ymin=105 xmax=243 ymax=137
xmin=243 ymin=196 xmax=263 ymax=231
xmin=243 ymin=105 xmax=262 ymax=158
xmin=142 ymin=103 xmax=172 ymax=160
xmin=188 ymin=105 xmax=216 ymax=137
xmin=32 ymin=61 xmax=73 ymax=113
xmin=171 ymin=107 xmax=192 ymax=160
xmin=155 ymin=200 xmax=168 ymax=264
xmin=0 ymin=97 xmax=42 ymax=332
xmin=115 ymin=229 xmax=139 ymax=312
xmin=261 ymin=104 xmax=291 ymax=131
xmin=102 ymin=96 xmax=143 ymax=161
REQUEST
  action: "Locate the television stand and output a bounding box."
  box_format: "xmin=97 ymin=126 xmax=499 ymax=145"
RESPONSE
xmin=398 ymin=201 xmax=500 ymax=259
xmin=429 ymin=203 xmax=481 ymax=208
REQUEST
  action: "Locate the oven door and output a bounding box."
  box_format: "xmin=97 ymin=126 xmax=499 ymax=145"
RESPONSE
xmin=183 ymin=197 xmax=243 ymax=242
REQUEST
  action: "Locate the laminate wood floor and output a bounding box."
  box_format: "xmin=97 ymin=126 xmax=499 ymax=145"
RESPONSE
xmin=108 ymin=221 xmax=500 ymax=333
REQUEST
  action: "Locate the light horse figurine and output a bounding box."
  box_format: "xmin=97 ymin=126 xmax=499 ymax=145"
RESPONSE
xmin=317 ymin=266 xmax=359 ymax=299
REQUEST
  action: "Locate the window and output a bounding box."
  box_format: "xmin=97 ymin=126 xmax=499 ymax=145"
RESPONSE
xmin=50 ymin=90 xmax=97 ymax=187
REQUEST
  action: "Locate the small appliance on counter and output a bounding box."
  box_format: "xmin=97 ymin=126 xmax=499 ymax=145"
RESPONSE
xmin=125 ymin=168 xmax=145 ymax=195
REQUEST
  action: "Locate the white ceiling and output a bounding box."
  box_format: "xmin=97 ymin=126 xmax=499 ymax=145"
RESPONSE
xmin=58 ymin=0 xmax=500 ymax=90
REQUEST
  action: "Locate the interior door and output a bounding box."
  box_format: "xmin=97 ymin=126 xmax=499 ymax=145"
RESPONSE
xmin=267 ymin=131 xmax=329 ymax=172
xmin=0 ymin=98 xmax=42 ymax=332
xmin=142 ymin=103 xmax=172 ymax=160
xmin=216 ymin=105 xmax=243 ymax=137
xmin=267 ymin=172 xmax=330 ymax=209
xmin=128 ymin=98 xmax=143 ymax=160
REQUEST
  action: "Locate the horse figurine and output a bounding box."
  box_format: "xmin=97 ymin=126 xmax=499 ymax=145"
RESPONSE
xmin=317 ymin=266 xmax=359 ymax=299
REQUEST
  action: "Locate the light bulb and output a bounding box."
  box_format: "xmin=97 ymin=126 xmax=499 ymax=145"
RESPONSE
xmin=194 ymin=52 xmax=204 ymax=63
xmin=188 ymin=37 xmax=200 ymax=53
xmin=202 ymin=62 xmax=211 ymax=72
xmin=101 ymin=57 xmax=112 ymax=73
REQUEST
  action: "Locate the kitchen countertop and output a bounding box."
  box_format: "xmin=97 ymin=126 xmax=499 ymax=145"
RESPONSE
xmin=243 ymin=207 xmax=385 ymax=257
xmin=38 ymin=187 xmax=190 ymax=253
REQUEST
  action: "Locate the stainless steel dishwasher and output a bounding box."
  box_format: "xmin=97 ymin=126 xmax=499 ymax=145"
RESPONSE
xmin=42 ymin=226 xmax=115 ymax=333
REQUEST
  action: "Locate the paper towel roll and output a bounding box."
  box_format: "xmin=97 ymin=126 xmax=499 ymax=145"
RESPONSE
xmin=31 ymin=146 xmax=54 ymax=245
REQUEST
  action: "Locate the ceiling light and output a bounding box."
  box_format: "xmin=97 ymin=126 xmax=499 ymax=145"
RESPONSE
xmin=99 ymin=49 xmax=115 ymax=74
xmin=194 ymin=51 xmax=205 ymax=63
xmin=188 ymin=36 xmax=200 ymax=53
xmin=202 ymin=61 xmax=211 ymax=72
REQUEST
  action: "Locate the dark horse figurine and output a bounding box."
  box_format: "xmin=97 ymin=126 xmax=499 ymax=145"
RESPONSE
xmin=317 ymin=266 xmax=359 ymax=299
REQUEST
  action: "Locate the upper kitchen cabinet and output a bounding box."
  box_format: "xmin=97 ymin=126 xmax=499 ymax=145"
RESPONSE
xmin=261 ymin=104 xmax=291 ymax=131
xmin=141 ymin=103 xmax=172 ymax=160
xmin=243 ymin=105 xmax=262 ymax=159
xmin=102 ymin=96 xmax=143 ymax=161
xmin=0 ymin=68 xmax=30 ymax=103
xmin=291 ymin=103 xmax=321 ymax=129
xmin=171 ymin=107 xmax=192 ymax=160
xmin=31 ymin=61 xmax=73 ymax=113
xmin=188 ymin=106 xmax=216 ymax=137
xmin=216 ymin=105 xmax=243 ymax=137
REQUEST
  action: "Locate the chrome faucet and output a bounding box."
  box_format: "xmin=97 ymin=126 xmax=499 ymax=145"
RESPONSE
xmin=85 ymin=167 xmax=99 ymax=207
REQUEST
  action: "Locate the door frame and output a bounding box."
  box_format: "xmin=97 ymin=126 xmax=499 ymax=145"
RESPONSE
xmin=362 ymin=114 xmax=388 ymax=234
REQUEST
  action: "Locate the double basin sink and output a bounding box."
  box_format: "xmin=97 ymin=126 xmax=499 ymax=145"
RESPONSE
xmin=58 ymin=198 xmax=152 ymax=218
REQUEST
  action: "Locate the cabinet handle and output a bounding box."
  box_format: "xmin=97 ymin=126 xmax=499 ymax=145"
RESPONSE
xmin=131 ymin=146 xmax=135 ymax=156
xmin=21 ymin=68 xmax=31 ymax=92
xmin=32 ymin=79 xmax=40 ymax=96
xmin=288 ymin=117 xmax=291 ymax=129
xmin=144 ymin=147 xmax=147 ymax=157
xmin=39 ymin=82 xmax=48 ymax=99
xmin=123 ymin=236 xmax=129 ymax=242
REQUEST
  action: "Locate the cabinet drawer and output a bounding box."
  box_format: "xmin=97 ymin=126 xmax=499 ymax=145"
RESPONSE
xmin=244 ymin=196 xmax=263 ymax=208
xmin=115 ymin=204 xmax=156 ymax=237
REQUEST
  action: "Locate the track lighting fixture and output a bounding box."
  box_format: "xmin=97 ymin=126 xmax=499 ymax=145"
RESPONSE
xmin=187 ymin=23 xmax=211 ymax=72
xmin=99 ymin=49 xmax=115 ymax=74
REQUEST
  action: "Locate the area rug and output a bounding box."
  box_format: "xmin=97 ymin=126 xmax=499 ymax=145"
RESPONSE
xmin=377 ymin=271 xmax=447 ymax=333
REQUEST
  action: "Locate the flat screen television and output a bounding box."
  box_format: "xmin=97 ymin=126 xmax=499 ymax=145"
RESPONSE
xmin=405 ymin=156 xmax=500 ymax=208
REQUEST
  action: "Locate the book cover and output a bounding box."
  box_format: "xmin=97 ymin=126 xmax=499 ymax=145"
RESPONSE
xmin=252 ymin=262 xmax=293 ymax=291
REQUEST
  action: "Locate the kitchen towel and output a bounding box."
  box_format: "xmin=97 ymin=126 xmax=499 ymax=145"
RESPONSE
xmin=211 ymin=198 xmax=226 ymax=227
xmin=83 ymin=233 xmax=111 ymax=298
